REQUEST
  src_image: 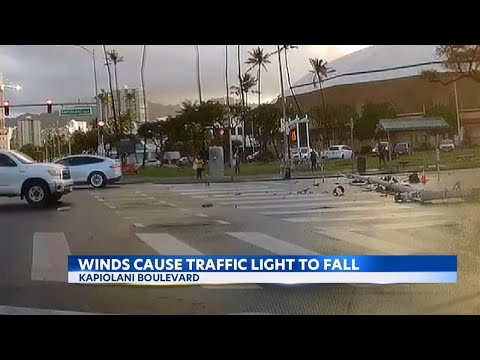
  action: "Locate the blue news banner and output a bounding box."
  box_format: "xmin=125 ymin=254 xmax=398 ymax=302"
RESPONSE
xmin=67 ymin=255 xmax=457 ymax=285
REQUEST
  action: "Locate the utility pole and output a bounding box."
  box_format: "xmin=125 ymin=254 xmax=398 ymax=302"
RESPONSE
xmin=350 ymin=117 xmax=354 ymax=172
xmin=277 ymin=45 xmax=291 ymax=180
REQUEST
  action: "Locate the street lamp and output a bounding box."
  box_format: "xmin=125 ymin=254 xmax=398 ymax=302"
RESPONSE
xmin=98 ymin=120 xmax=105 ymax=156
xmin=58 ymin=45 xmax=100 ymax=122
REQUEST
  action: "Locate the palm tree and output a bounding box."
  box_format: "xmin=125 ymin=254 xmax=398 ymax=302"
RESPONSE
xmin=107 ymin=49 xmax=124 ymax=116
xmin=235 ymin=72 xmax=257 ymax=106
xmin=194 ymin=45 xmax=203 ymax=104
xmin=102 ymin=45 xmax=118 ymax=134
xmin=97 ymin=90 xmax=110 ymax=122
xmin=309 ymin=58 xmax=335 ymax=147
xmin=309 ymin=58 xmax=334 ymax=110
xmin=245 ymin=47 xmax=271 ymax=106
xmin=125 ymin=91 xmax=136 ymax=116
xmin=283 ymin=45 xmax=302 ymax=116
xmin=237 ymin=45 xmax=245 ymax=107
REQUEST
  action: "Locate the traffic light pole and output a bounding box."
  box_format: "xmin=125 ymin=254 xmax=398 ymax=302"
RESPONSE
xmin=277 ymin=45 xmax=291 ymax=180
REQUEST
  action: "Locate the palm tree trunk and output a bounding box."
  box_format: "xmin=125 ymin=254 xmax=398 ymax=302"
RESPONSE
xmin=225 ymin=45 xmax=233 ymax=169
xmin=194 ymin=45 xmax=203 ymax=103
xmin=103 ymin=46 xmax=118 ymax=135
xmin=284 ymin=48 xmax=302 ymax=116
xmin=257 ymin=68 xmax=261 ymax=106
xmin=237 ymin=45 xmax=245 ymax=107
xmin=319 ymin=79 xmax=329 ymax=146
xmin=114 ymin=64 xmax=122 ymax=117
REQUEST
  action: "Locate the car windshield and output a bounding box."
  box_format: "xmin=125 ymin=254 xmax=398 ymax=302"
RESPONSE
xmin=9 ymin=151 xmax=35 ymax=164
xmin=329 ymin=146 xmax=339 ymax=150
xmin=441 ymin=140 xmax=453 ymax=144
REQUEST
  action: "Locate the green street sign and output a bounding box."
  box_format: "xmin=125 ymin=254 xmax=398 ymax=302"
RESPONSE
xmin=59 ymin=108 xmax=92 ymax=117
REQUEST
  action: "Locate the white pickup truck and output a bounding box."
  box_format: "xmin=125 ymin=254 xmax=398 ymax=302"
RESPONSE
xmin=0 ymin=150 xmax=74 ymax=208
xmin=320 ymin=145 xmax=354 ymax=160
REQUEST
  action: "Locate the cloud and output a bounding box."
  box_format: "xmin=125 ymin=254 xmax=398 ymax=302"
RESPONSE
xmin=0 ymin=45 xmax=370 ymax=112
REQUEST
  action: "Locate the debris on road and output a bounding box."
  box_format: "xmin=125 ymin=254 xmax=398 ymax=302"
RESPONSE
xmin=57 ymin=206 xmax=71 ymax=212
xmin=408 ymin=172 xmax=420 ymax=184
xmin=297 ymin=188 xmax=311 ymax=195
xmin=333 ymin=186 xmax=345 ymax=196
xmin=202 ymin=203 xmax=213 ymax=208
xmin=235 ymin=192 xmax=242 ymax=196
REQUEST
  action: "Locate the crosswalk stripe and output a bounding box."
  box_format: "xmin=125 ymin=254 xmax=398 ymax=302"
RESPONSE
xmin=260 ymin=205 xmax=414 ymax=216
xmin=362 ymin=220 xmax=455 ymax=230
xmin=136 ymin=233 xmax=203 ymax=255
xmin=219 ymin=195 xmax=334 ymax=205
xmin=314 ymin=229 xmax=415 ymax=254
xmin=191 ymin=190 xmax=285 ymax=198
xmin=227 ymin=232 xmax=318 ymax=255
xmin=283 ymin=211 xmax=441 ymax=223
xmin=236 ymin=200 xmax=377 ymax=210
xmin=0 ymin=305 xmax=101 ymax=315
xmin=178 ymin=187 xmax=275 ymax=195
xmin=31 ymin=232 xmax=71 ymax=282
xmin=203 ymin=194 xmax=328 ymax=202
xmin=136 ymin=233 xmax=260 ymax=290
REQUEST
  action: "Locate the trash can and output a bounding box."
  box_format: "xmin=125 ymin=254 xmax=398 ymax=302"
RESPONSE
xmin=357 ymin=156 xmax=366 ymax=173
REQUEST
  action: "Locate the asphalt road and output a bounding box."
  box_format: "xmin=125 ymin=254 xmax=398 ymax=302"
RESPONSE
xmin=1 ymin=176 xmax=479 ymax=315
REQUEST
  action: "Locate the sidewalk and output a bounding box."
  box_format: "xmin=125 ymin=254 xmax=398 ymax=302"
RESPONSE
xmin=119 ymin=167 xmax=421 ymax=185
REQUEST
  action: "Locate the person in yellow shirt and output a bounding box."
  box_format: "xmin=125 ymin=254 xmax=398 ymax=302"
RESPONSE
xmin=193 ymin=155 xmax=204 ymax=181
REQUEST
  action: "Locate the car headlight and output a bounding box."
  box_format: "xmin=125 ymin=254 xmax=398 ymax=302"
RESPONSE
xmin=48 ymin=169 xmax=62 ymax=177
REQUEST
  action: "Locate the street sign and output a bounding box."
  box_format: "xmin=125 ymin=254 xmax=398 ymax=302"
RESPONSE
xmin=59 ymin=108 xmax=92 ymax=117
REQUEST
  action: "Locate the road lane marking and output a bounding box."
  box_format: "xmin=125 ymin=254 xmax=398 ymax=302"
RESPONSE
xmin=216 ymin=220 xmax=231 ymax=225
xmin=314 ymin=229 xmax=415 ymax=254
xmin=236 ymin=200 xmax=377 ymax=210
xmin=133 ymin=223 xmax=145 ymax=228
xmin=364 ymin=220 xmax=455 ymax=230
xmin=176 ymin=187 xmax=272 ymax=194
xmin=191 ymin=190 xmax=285 ymax=198
xmin=136 ymin=233 xmax=261 ymax=290
xmin=164 ymin=202 xmax=177 ymax=207
xmin=219 ymin=195 xmax=334 ymax=205
xmin=282 ymin=211 xmax=441 ymax=223
xmin=149 ymin=197 xmax=156 ymax=200
xmin=32 ymin=232 xmax=71 ymax=283
xmin=226 ymin=232 xmax=317 ymax=255
xmin=207 ymin=194 xmax=331 ymax=202
xmin=195 ymin=213 xmax=209 ymax=218
xmin=108 ymin=205 xmax=116 ymax=209
xmin=0 ymin=305 xmax=101 ymax=315
xmin=260 ymin=205 xmax=414 ymax=216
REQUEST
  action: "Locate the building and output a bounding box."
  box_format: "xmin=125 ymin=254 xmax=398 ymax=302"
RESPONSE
xmin=99 ymin=87 xmax=147 ymax=123
xmin=66 ymin=119 xmax=88 ymax=134
xmin=17 ymin=116 xmax=42 ymax=148
xmin=283 ymin=45 xmax=480 ymax=145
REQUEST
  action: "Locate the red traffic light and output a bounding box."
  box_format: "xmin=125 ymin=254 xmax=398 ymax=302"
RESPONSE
xmin=219 ymin=129 xmax=225 ymax=136
xmin=3 ymin=100 xmax=10 ymax=116
xmin=290 ymin=129 xmax=297 ymax=143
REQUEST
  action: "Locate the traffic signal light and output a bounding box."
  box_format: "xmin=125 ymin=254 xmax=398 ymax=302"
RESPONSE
xmin=217 ymin=128 xmax=225 ymax=136
xmin=3 ymin=101 xmax=10 ymax=116
xmin=47 ymin=99 xmax=53 ymax=114
xmin=290 ymin=129 xmax=297 ymax=143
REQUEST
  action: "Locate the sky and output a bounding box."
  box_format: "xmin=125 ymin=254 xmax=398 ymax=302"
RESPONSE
xmin=0 ymin=45 xmax=370 ymax=117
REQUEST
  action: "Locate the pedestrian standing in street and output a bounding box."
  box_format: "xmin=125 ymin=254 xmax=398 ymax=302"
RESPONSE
xmin=193 ymin=155 xmax=204 ymax=181
xmin=310 ymin=149 xmax=317 ymax=172
xmin=234 ymin=150 xmax=241 ymax=175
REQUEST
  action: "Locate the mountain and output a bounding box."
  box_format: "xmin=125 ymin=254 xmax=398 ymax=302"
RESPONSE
xmin=5 ymin=102 xmax=182 ymax=128
xmin=147 ymin=102 xmax=181 ymax=119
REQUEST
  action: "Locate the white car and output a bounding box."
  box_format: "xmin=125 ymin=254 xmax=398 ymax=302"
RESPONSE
xmin=321 ymin=145 xmax=354 ymax=160
xmin=0 ymin=150 xmax=73 ymax=207
xmin=439 ymin=139 xmax=455 ymax=152
xmin=55 ymin=155 xmax=122 ymax=188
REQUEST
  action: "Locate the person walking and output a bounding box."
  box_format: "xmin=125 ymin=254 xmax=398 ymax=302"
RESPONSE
xmin=234 ymin=150 xmax=241 ymax=175
xmin=193 ymin=155 xmax=204 ymax=181
xmin=310 ymin=149 xmax=317 ymax=172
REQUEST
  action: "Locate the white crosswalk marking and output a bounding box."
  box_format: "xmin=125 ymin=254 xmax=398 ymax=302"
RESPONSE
xmin=227 ymin=232 xmax=318 ymax=255
xmin=283 ymin=212 xmax=441 ymax=223
xmin=0 ymin=305 xmax=101 ymax=315
xmin=136 ymin=233 xmax=260 ymax=289
xmin=31 ymin=232 xmax=71 ymax=282
xmin=236 ymin=200 xmax=376 ymax=210
xmin=260 ymin=205 xmax=414 ymax=216
xmin=314 ymin=229 xmax=415 ymax=254
xmin=219 ymin=194 xmax=333 ymax=205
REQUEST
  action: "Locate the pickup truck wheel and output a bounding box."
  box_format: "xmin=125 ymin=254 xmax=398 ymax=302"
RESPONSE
xmin=25 ymin=182 xmax=50 ymax=208
xmin=88 ymin=172 xmax=106 ymax=188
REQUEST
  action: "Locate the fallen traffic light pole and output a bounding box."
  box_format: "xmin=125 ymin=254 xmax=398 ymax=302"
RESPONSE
xmin=344 ymin=173 xmax=480 ymax=203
